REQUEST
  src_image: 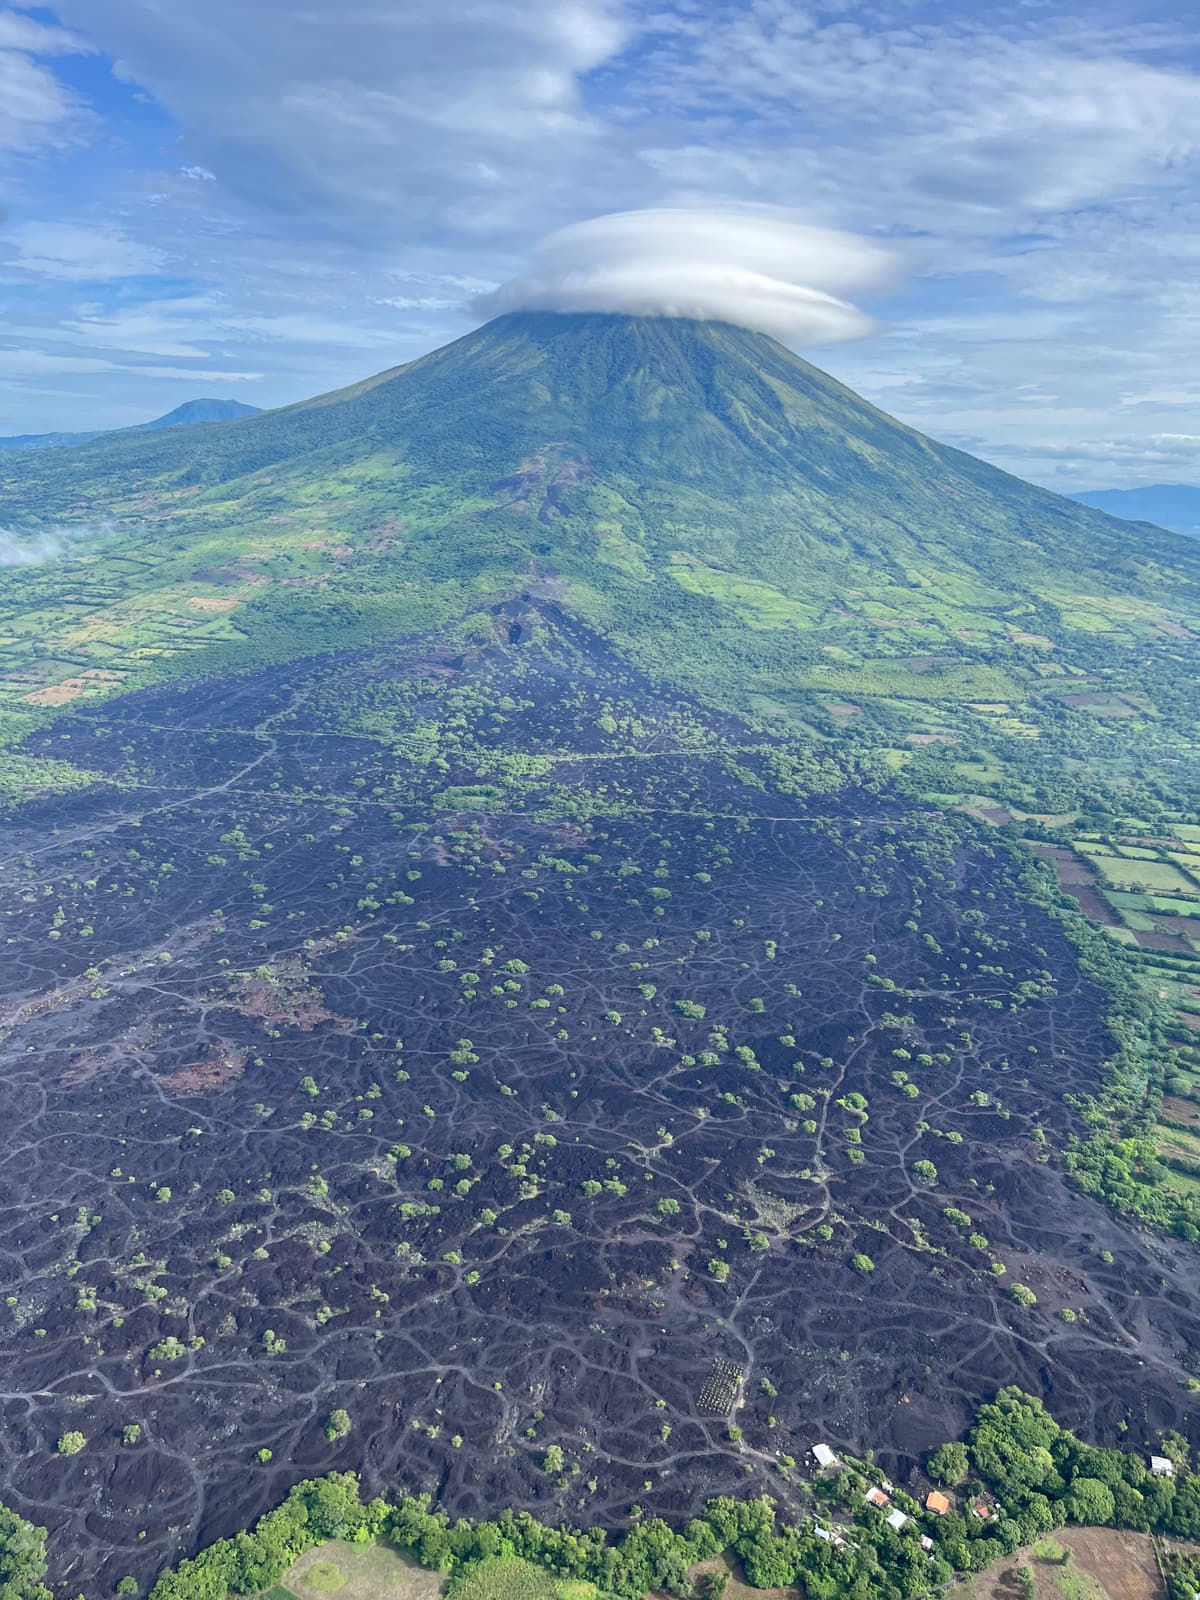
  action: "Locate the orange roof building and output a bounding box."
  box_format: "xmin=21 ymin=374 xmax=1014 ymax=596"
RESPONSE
xmin=925 ymin=1491 xmax=951 ymax=1516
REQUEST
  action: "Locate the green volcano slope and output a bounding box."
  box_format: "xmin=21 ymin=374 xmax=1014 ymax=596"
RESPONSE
xmin=0 ymin=312 xmax=1196 ymax=821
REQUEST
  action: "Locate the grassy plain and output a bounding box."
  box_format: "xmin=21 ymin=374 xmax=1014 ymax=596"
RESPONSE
xmin=286 ymin=1542 xmax=446 ymax=1600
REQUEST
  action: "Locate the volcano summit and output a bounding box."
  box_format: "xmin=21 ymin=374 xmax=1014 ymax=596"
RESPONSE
xmin=0 ymin=314 xmax=1198 ymax=1595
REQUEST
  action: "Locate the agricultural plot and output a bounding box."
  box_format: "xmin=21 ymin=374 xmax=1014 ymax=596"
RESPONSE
xmin=697 ymin=1359 xmax=744 ymax=1414
xmin=1076 ymin=852 xmax=1197 ymax=896
xmin=284 ymin=1541 xmax=446 ymax=1600
xmin=954 ymin=1529 xmax=1165 ymax=1600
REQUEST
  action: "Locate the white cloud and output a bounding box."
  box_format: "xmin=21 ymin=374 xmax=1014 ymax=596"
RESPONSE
xmin=0 ymin=11 xmax=87 ymax=55
xmin=3 ymin=222 xmax=166 ymax=281
xmin=630 ymin=11 xmax=1200 ymax=232
xmin=476 ymin=210 xmax=898 ymax=343
xmin=0 ymin=3 xmax=92 ymax=159
xmin=136 ymin=364 xmax=264 ymax=382
xmin=48 ymin=0 xmax=633 ymax=242
xmin=220 ymin=311 xmax=403 ymax=348
xmin=0 ymin=36 xmax=87 ymax=155
xmin=62 ymin=296 xmax=220 ymax=357
xmin=64 ymin=295 xmax=417 ymax=355
xmin=0 ymin=347 xmax=261 ymax=381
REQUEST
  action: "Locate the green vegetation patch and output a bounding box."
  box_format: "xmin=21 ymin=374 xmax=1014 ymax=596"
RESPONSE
xmin=451 ymin=1557 xmax=598 ymax=1600
xmin=303 ymin=1562 xmax=346 ymax=1592
xmin=1080 ymin=852 xmax=1198 ymax=895
xmin=666 ymin=557 xmax=819 ymax=629
xmin=0 ymin=752 xmax=101 ymax=804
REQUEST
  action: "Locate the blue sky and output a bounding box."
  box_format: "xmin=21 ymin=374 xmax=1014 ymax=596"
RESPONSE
xmin=2 ymin=0 xmax=1200 ymax=488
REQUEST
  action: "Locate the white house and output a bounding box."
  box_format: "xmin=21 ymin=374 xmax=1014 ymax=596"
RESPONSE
xmin=812 ymin=1524 xmax=847 ymax=1551
xmin=886 ymin=1509 xmax=909 ymax=1532
xmin=1151 ymin=1454 xmax=1176 ymax=1478
xmin=812 ymin=1443 xmax=840 ymax=1469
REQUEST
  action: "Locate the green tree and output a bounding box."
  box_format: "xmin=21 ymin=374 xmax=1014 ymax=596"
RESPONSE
xmin=927 ymin=1441 xmax=968 ymax=1484
xmin=1067 ymin=1478 xmax=1116 ymax=1526
xmin=324 ymin=1409 xmax=352 ymax=1442
xmin=0 ymin=1498 xmax=50 ymax=1600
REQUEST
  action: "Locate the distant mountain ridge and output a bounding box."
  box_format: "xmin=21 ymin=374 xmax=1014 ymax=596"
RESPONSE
xmin=0 ymin=396 xmax=261 ymax=452
xmin=1069 ymin=483 xmax=1200 ymax=539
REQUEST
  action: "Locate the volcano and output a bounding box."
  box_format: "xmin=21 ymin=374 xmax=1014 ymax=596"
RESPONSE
xmin=1 ymin=314 xmax=1199 ymax=1596
xmin=2 ymin=311 xmax=1195 ymax=786
xmin=9 ymin=311 xmax=1190 ymax=592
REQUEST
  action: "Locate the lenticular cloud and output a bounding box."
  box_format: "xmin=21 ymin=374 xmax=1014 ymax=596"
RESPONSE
xmin=474 ymin=210 xmax=898 ymax=344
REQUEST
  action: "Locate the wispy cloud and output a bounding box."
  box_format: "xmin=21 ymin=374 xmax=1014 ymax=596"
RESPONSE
xmin=46 ymin=0 xmax=633 ymax=241
xmin=0 ymin=5 xmax=91 ymax=156
xmin=1 ymin=221 xmax=166 ymax=281
xmin=0 ymin=348 xmax=261 ymax=381
xmin=626 ymin=10 xmax=1200 ymax=232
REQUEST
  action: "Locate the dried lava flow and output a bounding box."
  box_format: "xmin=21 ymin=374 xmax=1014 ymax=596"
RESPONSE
xmin=0 ymin=612 xmax=1196 ymax=1595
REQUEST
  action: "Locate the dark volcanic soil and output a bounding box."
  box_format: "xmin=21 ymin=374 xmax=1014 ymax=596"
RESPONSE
xmin=1 ymin=607 xmax=1198 ymax=1596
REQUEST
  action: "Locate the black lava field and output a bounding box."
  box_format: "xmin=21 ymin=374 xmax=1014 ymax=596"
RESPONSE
xmin=1 ymin=608 xmax=1198 ymax=1594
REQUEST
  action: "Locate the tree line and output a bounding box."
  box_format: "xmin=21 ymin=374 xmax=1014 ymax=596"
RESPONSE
xmin=4 ymin=1389 xmax=1198 ymax=1600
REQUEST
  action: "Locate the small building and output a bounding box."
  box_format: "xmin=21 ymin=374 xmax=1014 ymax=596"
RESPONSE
xmin=925 ymin=1490 xmax=951 ymax=1516
xmin=1151 ymin=1454 xmax=1176 ymax=1478
xmin=813 ymin=1524 xmax=848 ymax=1551
xmin=812 ymin=1442 xmax=840 ymax=1469
xmin=886 ymin=1509 xmax=908 ymax=1533
xmin=864 ymin=1486 xmax=891 ymax=1508
xmin=920 ymin=1535 xmax=935 ymax=1553
xmin=971 ymin=1501 xmax=992 ymax=1521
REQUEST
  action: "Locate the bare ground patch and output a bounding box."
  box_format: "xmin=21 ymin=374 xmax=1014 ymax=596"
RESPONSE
xmin=955 ymin=1528 xmax=1164 ymax=1600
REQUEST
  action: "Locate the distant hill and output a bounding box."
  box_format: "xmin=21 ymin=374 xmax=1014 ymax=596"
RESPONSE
xmin=0 ymin=396 xmax=261 ymax=452
xmin=1069 ymin=484 xmax=1200 ymax=539
xmin=133 ymin=397 xmax=262 ymax=431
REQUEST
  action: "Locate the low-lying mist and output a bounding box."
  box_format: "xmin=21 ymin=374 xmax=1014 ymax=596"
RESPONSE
xmin=0 ymin=523 xmax=112 ymax=568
